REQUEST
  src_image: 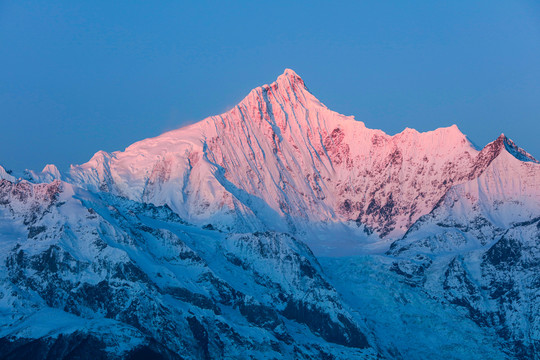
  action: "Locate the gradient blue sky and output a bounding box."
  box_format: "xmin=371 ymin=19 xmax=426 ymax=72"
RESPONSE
xmin=1 ymin=1 xmax=539 ymax=172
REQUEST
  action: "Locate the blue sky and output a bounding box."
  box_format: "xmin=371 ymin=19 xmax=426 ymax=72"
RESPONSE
xmin=1 ymin=1 xmax=539 ymax=171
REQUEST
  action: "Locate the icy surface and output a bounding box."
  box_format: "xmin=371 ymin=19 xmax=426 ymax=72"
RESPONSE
xmin=69 ymin=69 xmax=479 ymax=248
xmin=1 ymin=69 xmax=539 ymax=359
xmin=388 ymin=139 xmax=540 ymax=358
xmin=0 ymin=165 xmax=15 ymax=182
xmin=25 ymin=164 xmax=62 ymax=183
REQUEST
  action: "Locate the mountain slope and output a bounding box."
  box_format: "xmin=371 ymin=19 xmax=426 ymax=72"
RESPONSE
xmin=0 ymin=179 xmax=378 ymax=359
xmin=1 ymin=69 xmax=539 ymax=359
xmin=70 ymin=70 xmax=480 ymax=252
xmin=388 ymin=136 xmax=540 ymax=358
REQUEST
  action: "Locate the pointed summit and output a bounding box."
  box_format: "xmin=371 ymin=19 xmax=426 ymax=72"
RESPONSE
xmin=0 ymin=164 xmax=15 ymax=182
xmin=280 ymin=68 xmax=301 ymax=81
xmin=274 ymin=68 xmax=307 ymax=91
xmin=470 ymin=133 xmax=538 ymax=179
xmin=236 ymin=68 xmax=318 ymax=114
xmin=478 ymin=133 xmax=537 ymax=164
xmin=23 ymin=163 xmax=62 ymax=183
xmin=499 ymin=134 xmax=538 ymax=163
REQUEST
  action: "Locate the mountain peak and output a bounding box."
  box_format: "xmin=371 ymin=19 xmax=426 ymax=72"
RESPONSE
xmin=280 ymin=68 xmax=301 ymax=80
xmin=23 ymin=163 xmax=62 ymax=183
xmin=273 ymin=68 xmax=306 ymax=90
xmin=482 ymin=133 xmax=537 ymax=163
xmin=470 ymin=133 xmax=538 ymax=179
xmin=0 ymin=164 xmax=15 ymax=182
xmin=236 ymin=68 xmax=317 ymax=115
xmin=42 ymin=164 xmax=61 ymax=176
xmin=500 ymin=134 xmax=538 ymax=163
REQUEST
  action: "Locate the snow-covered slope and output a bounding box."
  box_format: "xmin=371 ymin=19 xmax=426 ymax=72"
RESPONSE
xmin=69 ymin=70 xmax=479 ymax=245
xmin=24 ymin=164 xmax=62 ymax=183
xmin=388 ymin=136 xmax=540 ymax=358
xmin=0 ymin=165 xmax=15 ymax=182
xmin=390 ymin=134 xmax=539 ymax=256
xmin=0 ymin=178 xmax=378 ymax=359
xmin=1 ymin=69 xmax=539 ymax=359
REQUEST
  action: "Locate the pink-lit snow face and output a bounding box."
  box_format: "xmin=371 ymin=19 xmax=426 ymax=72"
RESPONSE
xmin=65 ymin=70 xmax=540 ymax=255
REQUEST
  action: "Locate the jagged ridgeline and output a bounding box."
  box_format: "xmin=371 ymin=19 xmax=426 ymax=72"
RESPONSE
xmin=0 ymin=70 xmax=538 ymax=359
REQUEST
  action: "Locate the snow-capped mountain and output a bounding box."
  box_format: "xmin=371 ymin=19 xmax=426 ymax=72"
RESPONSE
xmin=388 ymin=134 xmax=540 ymax=358
xmin=24 ymin=164 xmax=62 ymax=184
xmin=0 ymin=179 xmax=378 ymax=359
xmin=0 ymin=165 xmax=15 ymax=183
xmin=0 ymin=70 xmax=538 ymax=359
xmin=69 ymin=70 xmax=480 ymax=247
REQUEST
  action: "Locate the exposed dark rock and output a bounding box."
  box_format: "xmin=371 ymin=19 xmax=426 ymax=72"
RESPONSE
xmin=187 ymin=317 xmax=210 ymax=360
xmin=282 ymin=300 xmax=368 ymax=349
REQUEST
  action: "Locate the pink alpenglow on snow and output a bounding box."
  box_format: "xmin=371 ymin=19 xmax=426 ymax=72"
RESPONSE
xmin=1 ymin=69 xmax=539 ymax=360
xmin=66 ymin=69 xmax=540 ymax=255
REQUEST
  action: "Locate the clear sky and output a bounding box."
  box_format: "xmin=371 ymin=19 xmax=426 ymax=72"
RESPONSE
xmin=1 ymin=1 xmax=539 ymax=172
